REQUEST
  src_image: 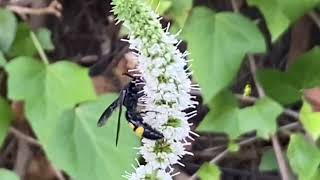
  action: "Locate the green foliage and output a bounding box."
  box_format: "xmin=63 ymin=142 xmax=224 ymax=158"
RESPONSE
xmin=5 ymin=56 xmax=139 ymax=179
xmin=287 ymin=134 xmax=320 ymax=180
xmin=197 ymin=91 xmax=283 ymax=139
xmin=227 ymin=141 xmax=240 ymax=152
xmin=5 ymin=56 xmax=96 ymax=137
xmin=48 ymin=95 xmax=139 ymax=180
xmin=8 ymin=23 xmax=37 ymax=57
xmin=0 ymin=97 xmax=12 ymax=146
xmin=145 ymin=0 xmax=172 ymax=15
xmin=182 ymin=7 xmax=266 ymax=102
xmin=167 ymin=0 xmax=192 ymax=32
xmin=8 ymin=23 xmax=54 ymax=57
xmin=300 ymin=100 xmax=320 ymax=141
xmin=0 ymin=10 xmax=17 ymax=52
xmin=36 ymin=28 xmax=55 ymax=51
xmin=247 ymin=0 xmax=320 ymax=41
xmin=258 ymin=47 xmax=320 ymax=105
xmin=0 ymin=51 xmax=6 ymax=67
xmin=0 ymin=169 xmax=19 ymax=180
xmin=259 ymin=149 xmax=278 ymax=171
xmin=198 ymin=163 xmax=221 ymax=180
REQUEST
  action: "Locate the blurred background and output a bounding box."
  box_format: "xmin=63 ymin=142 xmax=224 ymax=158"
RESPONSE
xmin=0 ymin=0 xmax=319 ymax=180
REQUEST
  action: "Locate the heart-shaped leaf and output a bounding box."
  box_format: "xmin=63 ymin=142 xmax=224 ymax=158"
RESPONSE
xmin=182 ymin=8 xmax=266 ymax=102
xmin=247 ymin=0 xmax=320 ymax=41
xmin=48 ymin=95 xmax=139 ymax=180
xmin=258 ymin=47 xmax=320 ymax=105
xmin=198 ymin=91 xmax=283 ymax=139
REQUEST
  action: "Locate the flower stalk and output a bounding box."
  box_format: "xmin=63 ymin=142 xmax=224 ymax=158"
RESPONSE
xmin=112 ymin=0 xmax=198 ymax=179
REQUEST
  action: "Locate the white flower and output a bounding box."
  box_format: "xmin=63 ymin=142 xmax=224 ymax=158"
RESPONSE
xmin=113 ymin=0 xmax=199 ymax=179
xmin=139 ymin=139 xmax=188 ymax=169
xmin=126 ymin=164 xmax=173 ymax=180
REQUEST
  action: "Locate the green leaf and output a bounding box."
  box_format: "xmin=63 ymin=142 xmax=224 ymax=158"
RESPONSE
xmin=198 ymin=163 xmax=221 ymax=180
xmin=6 ymin=56 xmax=96 ymax=139
xmin=258 ymin=47 xmax=320 ymax=105
xmin=5 ymin=56 xmax=138 ymax=179
xmin=167 ymin=0 xmax=192 ymax=31
xmin=287 ymin=134 xmax=320 ymax=180
xmin=0 ymin=169 xmax=19 ymax=180
xmin=197 ymin=91 xmax=241 ymax=139
xmin=145 ymin=0 xmax=172 ymax=15
xmin=48 ymin=95 xmax=139 ymax=180
xmin=259 ymin=149 xmax=279 ymax=171
xmin=238 ymin=97 xmax=283 ymax=139
xmin=257 ymin=70 xmax=301 ymax=104
xmin=0 ymin=97 xmax=12 ymax=146
xmin=300 ymin=100 xmax=320 ymax=141
xmin=0 ymin=51 xmax=6 ymax=67
xmin=247 ymin=0 xmax=320 ymax=41
xmin=182 ymin=8 xmax=266 ymax=102
xmin=0 ymin=10 xmax=17 ymax=52
xmin=308 ymin=170 xmax=320 ymax=180
xmin=36 ymin=28 xmax=54 ymax=51
xmin=197 ymin=91 xmax=283 ymax=139
xmin=8 ymin=23 xmax=37 ymax=57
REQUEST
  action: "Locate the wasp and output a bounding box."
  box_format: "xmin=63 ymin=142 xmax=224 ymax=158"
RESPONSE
xmin=97 ymin=73 xmax=164 ymax=146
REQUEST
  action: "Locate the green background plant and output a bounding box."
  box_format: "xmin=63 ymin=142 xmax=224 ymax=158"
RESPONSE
xmin=0 ymin=0 xmax=320 ymax=179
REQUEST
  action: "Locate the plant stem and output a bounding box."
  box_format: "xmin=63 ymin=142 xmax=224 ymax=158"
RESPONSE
xmin=30 ymin=31 xmax=49 ymax=65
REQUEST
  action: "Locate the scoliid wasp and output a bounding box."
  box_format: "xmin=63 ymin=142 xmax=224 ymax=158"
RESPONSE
xmin=97 ymin=73 xmax=164 ymax=146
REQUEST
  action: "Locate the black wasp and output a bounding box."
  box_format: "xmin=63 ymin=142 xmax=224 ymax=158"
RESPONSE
xmin=97 ymin=73 xmax=164 ymax=146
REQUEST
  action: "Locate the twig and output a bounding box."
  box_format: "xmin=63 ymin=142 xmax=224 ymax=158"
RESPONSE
xmin=49 ymin=164 xmax=66 ymax=180
xmin=248 ymin=55 xmax=265 ymax=97
xmin=271 ymin=136 xmax=292 ymax=180
xmin=30 ymin=31 xmax=49 ymax=64
xmin=308 ymin=11 xmax=320 ymax=30
xmin=248 ymin=55 xmax=292 ymax=180
xmin=9 ymin=127 xmax=65 ymax=180
xmin=14 ymin=139 xmax=32 ymax=179
xmin=236 ymin=94 xmax=300 ymax=120
xmin=231 ymin=0 xmax=240 ymax=13
xmin=188 ymin=120 xmax=299 ymax=180
xmin=10 ymin=127 xmax=41 ymax=147
xmin=6 ymin=0 xmax=62 ymax=18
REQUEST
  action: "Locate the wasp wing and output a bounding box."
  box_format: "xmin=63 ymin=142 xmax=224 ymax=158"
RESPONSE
xmin=116 ymin=89 xmax=126 ymax=147
xmin=97 ymin=97 xmax=120 ymax=127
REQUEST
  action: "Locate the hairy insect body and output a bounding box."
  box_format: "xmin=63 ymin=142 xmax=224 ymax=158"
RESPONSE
xmin=124 ymin=78 xmax=163 ymax=140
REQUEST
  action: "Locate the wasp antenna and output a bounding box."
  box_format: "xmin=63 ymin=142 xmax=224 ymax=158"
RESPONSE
xmin=122 ymin=72 xmax=135 ymax=78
